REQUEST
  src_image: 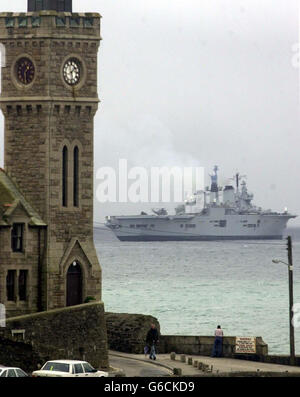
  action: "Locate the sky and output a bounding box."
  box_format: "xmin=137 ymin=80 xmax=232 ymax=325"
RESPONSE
xmin=0 ymin=0 xmax=299 ymax=225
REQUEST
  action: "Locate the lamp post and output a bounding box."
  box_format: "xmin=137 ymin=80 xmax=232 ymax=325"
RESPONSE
xmin=272 ymin=236 xmax=296 ymax=366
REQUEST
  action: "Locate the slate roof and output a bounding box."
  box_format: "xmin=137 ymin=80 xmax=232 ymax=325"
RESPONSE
xmin=0 ymin=168 xmax=46 ymax=227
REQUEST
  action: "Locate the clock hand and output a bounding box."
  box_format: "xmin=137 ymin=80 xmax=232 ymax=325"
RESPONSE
xmin=24 ymin=66 xmax=30 ymax=83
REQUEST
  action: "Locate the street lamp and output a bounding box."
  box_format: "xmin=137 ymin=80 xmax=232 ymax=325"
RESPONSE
xmin=272 ymin=259 xmax=293 ymax=269
xmin=272 ymin=236 xmax=295 ymax=366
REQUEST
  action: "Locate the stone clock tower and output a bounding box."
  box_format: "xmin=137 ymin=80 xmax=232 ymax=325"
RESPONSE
xmin=0 ymin=0 xmax=103 ymax=314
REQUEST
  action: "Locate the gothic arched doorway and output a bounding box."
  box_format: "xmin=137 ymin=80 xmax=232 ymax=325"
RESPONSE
xmin=66 ymin=261 xmax=82 ymax=307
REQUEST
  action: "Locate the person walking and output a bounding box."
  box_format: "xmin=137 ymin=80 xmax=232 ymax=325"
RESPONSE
xmin=146 ymin=324 xmax=159 ymax=360
xmin=212 ymin=325 xmax=223 ymax=357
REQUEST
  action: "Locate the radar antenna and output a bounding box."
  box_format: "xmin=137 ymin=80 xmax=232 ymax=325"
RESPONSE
xmin=230 ymin=172 xmax=246 ymax=191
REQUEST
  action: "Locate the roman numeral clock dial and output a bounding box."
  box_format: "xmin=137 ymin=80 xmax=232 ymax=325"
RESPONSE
xmin=16 ymin=58 xmax=35 ymax=85
xmin=63 ymin=58 xmax=81 ymax=86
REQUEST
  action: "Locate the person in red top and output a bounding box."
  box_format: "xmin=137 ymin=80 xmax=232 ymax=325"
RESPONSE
xmin=212 ymin=325 xmax=223 ymax=357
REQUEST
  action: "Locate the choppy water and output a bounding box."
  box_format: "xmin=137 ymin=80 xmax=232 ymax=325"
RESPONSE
xmin=95 ymin=227 xmax=300 ymax=354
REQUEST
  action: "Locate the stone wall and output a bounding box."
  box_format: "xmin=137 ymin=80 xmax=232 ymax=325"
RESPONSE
xmin=105 ymin=312 xmax=160 ymax=354
xmin=105 ymin=312 xmax=268 ymax=360
xmin=0 ymin=302 xmax=108 ymax=372
xmin=159 ymin=335 xmax=268 ymax=359
xmin=0 ymin=337 xmax=42 ymax=372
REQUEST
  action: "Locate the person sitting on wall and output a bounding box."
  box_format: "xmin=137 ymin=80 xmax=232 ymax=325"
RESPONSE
xmin=212 ymin=325 xmax=224 ymax=357
xmin=146 ymin=324 xmax=159 ymax=360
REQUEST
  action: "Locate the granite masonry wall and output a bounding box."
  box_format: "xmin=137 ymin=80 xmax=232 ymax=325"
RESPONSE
xmin=105 ymin=312 xmax=160 ymax=354
xmin=0 ymin=302 xmax=108 ymax=372
xmin=0 ymin=337 xmax=41 ymax=372
xmin=105 ymin=312 xmax=268 ymax=361
xmin=159 ymin=335 xmax=268 ymax=360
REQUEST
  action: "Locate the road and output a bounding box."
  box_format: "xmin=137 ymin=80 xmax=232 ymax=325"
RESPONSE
xmin=109 ymin=351 xmax=300 ymax=377
xmin=109 ymin=355 xmax=172 ymax=377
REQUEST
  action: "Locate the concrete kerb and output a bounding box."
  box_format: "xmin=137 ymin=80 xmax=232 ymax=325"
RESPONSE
xmin=187 ymin=371 xmax=300 ymax=378
xmin=109 ymin=351 xmax=174 ymax=374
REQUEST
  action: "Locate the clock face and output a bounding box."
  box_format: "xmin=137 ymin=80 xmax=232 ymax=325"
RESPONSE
xmin=63 ymin=59 xmax=81 ymax=86
xmin=16 ymin=58 xmax=35 ymax=85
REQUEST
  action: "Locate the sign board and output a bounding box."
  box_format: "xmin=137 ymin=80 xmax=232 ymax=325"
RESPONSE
xmin=235 ymin=337 xmax=256 ymax=354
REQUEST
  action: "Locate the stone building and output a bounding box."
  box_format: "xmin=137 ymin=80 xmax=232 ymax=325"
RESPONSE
xmin=0 ymin=0 xmax=103 ymax=318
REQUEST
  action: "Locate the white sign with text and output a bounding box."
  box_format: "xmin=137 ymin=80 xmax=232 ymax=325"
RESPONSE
xmin=235 ymin=337 xmax=256 ymax=354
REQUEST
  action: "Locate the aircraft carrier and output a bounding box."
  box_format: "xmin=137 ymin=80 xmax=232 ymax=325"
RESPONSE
xmin=105 ymin=167 xmax=296 ymax=241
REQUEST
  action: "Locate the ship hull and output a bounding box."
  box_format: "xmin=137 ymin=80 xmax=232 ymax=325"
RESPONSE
xmin=107 ymin=213 xmax=295 ymax=242
xmin=116 ymin=235 xmax=283 ymax=241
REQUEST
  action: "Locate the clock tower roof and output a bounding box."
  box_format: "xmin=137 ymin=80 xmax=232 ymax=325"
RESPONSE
xmin=28 ymin=0 xmax=72 ymax=12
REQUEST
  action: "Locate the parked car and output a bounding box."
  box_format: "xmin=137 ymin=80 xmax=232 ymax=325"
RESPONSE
xmin=0 ymin=366 xmax=28 ymax=377
xmin=32 ymin=360 xmax=109 ymax=377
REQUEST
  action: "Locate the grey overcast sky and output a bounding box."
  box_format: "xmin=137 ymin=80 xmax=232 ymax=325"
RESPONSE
xmin=0 ymin=0 xmax=299 ymax=225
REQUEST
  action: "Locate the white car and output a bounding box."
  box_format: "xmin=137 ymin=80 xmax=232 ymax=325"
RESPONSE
xmin=32 ymin=360 xmax=109 ymax=377
xmin=0 ymin=366 xmax=28 ymax=377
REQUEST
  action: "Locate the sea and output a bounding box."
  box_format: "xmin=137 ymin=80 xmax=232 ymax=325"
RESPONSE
xmin=94 ymin=226 xmax=300 ymax=355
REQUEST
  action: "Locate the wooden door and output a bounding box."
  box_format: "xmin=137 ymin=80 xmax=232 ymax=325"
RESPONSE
xmin=66 ymin=262 xmax=82 ymax=306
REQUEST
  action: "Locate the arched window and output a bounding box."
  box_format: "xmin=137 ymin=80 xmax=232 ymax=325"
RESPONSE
xmin=62 ymin=146 xmax=68 ymax=207
xmin=73 ymin=146 xmax=79 ymax=207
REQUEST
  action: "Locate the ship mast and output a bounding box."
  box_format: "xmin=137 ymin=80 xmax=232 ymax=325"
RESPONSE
xmin=232 ymin=172 xmax=246 ymax=192
xmin=209 ymin=165 xmax=219 ymax=205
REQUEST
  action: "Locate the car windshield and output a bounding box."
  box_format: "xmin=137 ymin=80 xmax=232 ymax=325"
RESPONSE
xmin=82 ymin=363 xmax=96 ymax=373
xmin=42 ymin=362 xmax=70 ymax=373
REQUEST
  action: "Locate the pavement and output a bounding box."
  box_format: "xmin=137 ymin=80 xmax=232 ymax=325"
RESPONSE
xmin=109 ymin=355 xmax=172 ymax=377
xmin=109 ymin=351 xmax=300 ymax=377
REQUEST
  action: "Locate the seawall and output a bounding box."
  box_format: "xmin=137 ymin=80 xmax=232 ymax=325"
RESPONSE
xmin=105 ymin=312 xmax=267 ymax=358
xmin=106 ymin=312 xmax=300 ymax=366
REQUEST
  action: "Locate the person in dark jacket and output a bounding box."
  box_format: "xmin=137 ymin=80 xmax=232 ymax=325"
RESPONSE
xmin=146 ymin=324 xmax=159 ymax=360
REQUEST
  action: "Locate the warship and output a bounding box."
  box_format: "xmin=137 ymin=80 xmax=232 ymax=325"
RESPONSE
xmin=105 ymin=167 xmax=296 ymax=241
